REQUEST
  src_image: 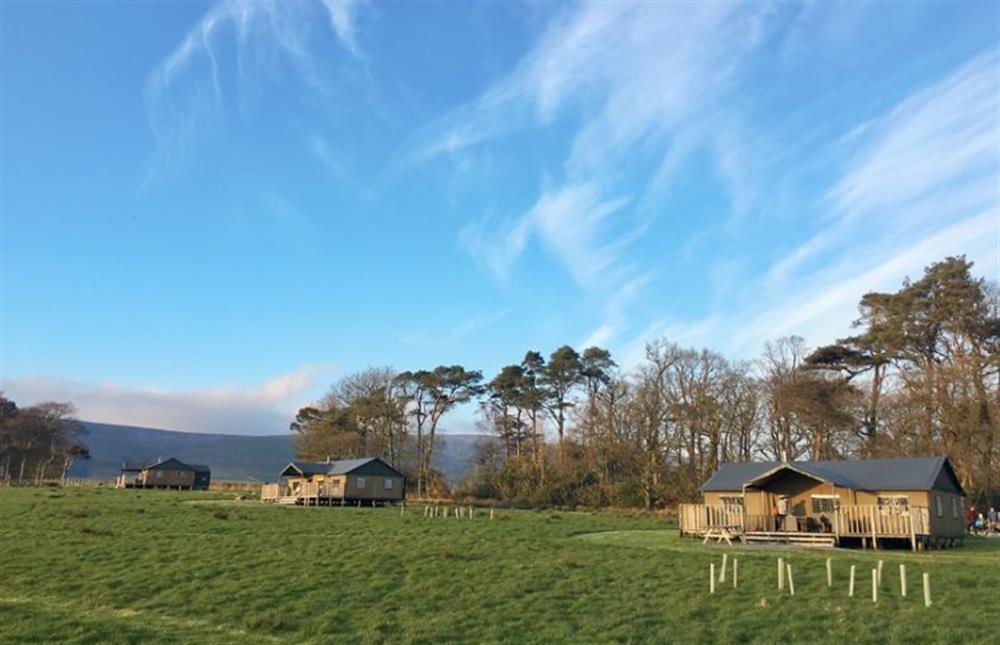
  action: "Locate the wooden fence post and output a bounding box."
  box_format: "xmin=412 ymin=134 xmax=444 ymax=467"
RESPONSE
xmin=877 ymin=560 xmax=883 ymax=586
xmin=872 ymin=569 xmax=878 ymax=603
xmin=733 ymin=558 xmax=738 ymax=589
xmin=848 ymin=565 xmax=855 ymax=597
xmin=778 ymin=558 xmax=784 ymax=591
xmin=826 ymin=558 xmax=832 ymax=588
xmin=786 ymin=564 xmax=794 ymax=596
xmin=720 ymin=554 xmax=727 ymax=583
xmin=710 ymin=564 xmax=716 ymax=594
xmin=900 ymin=564 xmax=907 ymax=597
xmin=490 ymin=508 xmax=495 ymax=520
xmin=923 ymin=572 xmax=931 ymax=607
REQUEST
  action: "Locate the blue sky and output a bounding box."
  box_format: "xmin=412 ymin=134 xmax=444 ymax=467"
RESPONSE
xmin=2 ymin=1 xmax=998 ymax=434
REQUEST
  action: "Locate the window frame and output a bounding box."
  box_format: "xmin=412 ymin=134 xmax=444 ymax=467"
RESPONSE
xmin=356 ymin=476 xmax=366 ymax=489
xmin=810 ymin=495 xmax=840 ymax=514
xmin=384 ymin=478 xmax=394 ymax=490
xmin=935 ymin=495 xmax=944 ymax=517
xmin=876 ymin=495 xmax=909 ymax=509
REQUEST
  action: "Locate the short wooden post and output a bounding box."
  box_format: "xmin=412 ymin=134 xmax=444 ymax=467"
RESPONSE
xmin=778 ymin=558 xmax=784 ymax=591
xmin=871 ymin=569 xmax=878 ymax=603
xmin=877 ymin=559 xmax=883 ymax=585
xmin=357 ymin=500 xmax=361 ymax=509
xmin=848 ymin=565 xmax=855 ymax=597
xmin=400 ymin=503 xmax=405 ymax=517
xmin=710 ymin=564 xmax=716 ymax=594
xmin=923 ymin=572 xmax=931 ymax=607
xmin=490 ymin=508 xmax=495 ymax=520
xmin=733 ymin=558 xmax=738 ymax=589
xmin=786 ymin=564 xmax=794 ymax=596
xmin=870 ymin=507 xmax=878 ymax=550
xmin=468 ymin=505 xmax=473 ymax=519
xmin=826 ymin=557 xmax=832 ymax=588
xmin=444 ymin=507 xmax=449 ymax=518
xmin=900 ymin=564 xmax=907 ymax=597
xmin=720 ymin=554 xmax=728 ymax=583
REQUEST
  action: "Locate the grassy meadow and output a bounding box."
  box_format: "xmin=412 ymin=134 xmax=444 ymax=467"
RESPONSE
xmin=1 ymin=487 xmax=998 ymax=644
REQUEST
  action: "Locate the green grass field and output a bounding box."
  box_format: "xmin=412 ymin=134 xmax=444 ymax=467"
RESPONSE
xmin=1 ymin=487 xmax=997 ymax=644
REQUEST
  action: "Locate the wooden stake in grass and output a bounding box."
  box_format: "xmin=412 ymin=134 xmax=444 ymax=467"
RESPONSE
xmin=826 ymin=557 xmax=832 ymax=588
xmin=877 ymin=559 xmax=884 ymax=586
xmin=710 ymin=563 xmax=716 ymax=594
xmin=923 ymin=572 xmax=931 ymax=607
xmin=490 ymin=508 xmax=495 ymax=520
xmin=400 ymin=503 xmax=405 ymax=517
xmin=849 ymin=565 xmax=856 ymax=597
xmin=720 ymin=554 xmax=728 ymax=583
xmin=778 ymin=558 xmax=784 ymax=591
xmin=786 ymin=563 xmax=795 ymax=596
xmin=732 ymin=558 xmax=738 ymax=589
xmin=900 ymin=564 xmax=907 ymax=597
xmin=872 ymin=569 xmax=878 ymax=603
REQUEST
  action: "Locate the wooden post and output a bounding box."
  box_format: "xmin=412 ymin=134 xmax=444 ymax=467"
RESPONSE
xmin=900 ymin=564 xmax=907 ymax=597
xmin=733 ymin=558 xmax=738 ymax=589
xmin=826 ymin=558 xmax=832 ymax=588
xmin=786 ymin=564 xmax=794 ymax=596
xmin=444 ymin=507 xmax=449 ymax=518
xmin=400 ymin=503 xmax=405 ymax=517
xmin=490 ymin=508 xmax=495 ymax=520
xmin=848 ymin=565 xmax=855 ymax=597
xmin=469 ymin=506 xmax=473 ymax=519
xmin=923 ymin=572 xmax=931 ymax=607
xmin=710 ymin=564 xmax=716 ymax=594
xmin=877 ymin=560 xmax=883 ymax=586
xmin=778 ymin=558 xmax=784 ymax=591
xmin=720 ymin=554 xmax=728 ymax=583
xmin=870 ymin=506 xmax=878 ymax=550
xmin=909 ymin=508 xmax=917 ymax=552
xmin=872 ymin=569 xmax=878 ymax=603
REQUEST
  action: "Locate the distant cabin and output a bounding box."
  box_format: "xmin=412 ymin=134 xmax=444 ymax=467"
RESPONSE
xmin=680 ymin=456 xmax=965 ymax=550
xmin=261 ymin=458 xmax=405 ymax=506
xmin=117 ymin=458 xmax=211 ymax=491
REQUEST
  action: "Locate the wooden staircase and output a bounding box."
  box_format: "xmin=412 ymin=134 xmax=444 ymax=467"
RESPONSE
xmin=744 ymin=531 xmax=836 ymax=548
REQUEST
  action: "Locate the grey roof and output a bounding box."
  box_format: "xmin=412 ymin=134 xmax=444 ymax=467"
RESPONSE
xmin=701 ymin=456 xmax=962 ymax=494
xmin=121 ymin=458 xmax=208 ymax=472
xmin=283 ymin=458 xmax=388 ymax=477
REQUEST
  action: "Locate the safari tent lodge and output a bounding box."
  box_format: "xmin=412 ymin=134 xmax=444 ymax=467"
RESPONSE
xmin=116 ymin=458 xmax=211 ymax=490
xmin=679 ymin=456 xmax=964 ymax=550
xmin=261 ymin=457 xmax=405 ymax=506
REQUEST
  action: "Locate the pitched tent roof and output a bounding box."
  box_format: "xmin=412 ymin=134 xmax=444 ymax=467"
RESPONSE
xmin=121 ymin=458 xmax=206 ymax=472
xmin=701 ymin=456 xmax=963 ymax=495
xmin=280 ymin=457 xmax=403 ymax=478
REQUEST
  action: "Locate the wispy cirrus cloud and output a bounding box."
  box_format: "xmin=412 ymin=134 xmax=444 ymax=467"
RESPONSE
xmin=1 ymin=365 xmax=334 ymax=435
xmin=624 ymin=48 xmax=1000 ymax=362
xmin=423 ymin=2 xmax=776 ymax=347
xmin=143 ymin=0 xmax=365 ymax=185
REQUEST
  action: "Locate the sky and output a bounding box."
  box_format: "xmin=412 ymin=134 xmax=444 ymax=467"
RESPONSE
xmin=2 ymin=1 xmax=998 ymax=435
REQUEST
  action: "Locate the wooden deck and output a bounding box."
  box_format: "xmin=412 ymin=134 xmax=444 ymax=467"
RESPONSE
xmin=260 ymin=482 xmax=397 ymax=506
xmin=679 ymin=503 xmax=933 ymax=551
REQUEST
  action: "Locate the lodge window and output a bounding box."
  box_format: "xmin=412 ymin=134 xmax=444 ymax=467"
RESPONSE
xmin=719 ymin=495 xmax=743 ymax=508
xmin=384 ymin=478 xmax=394 ymax=490
xmin=877 ymin=495 xmax=909 ymax=509
xmin=935 ymin=495 xmax=943 ymax=517
xmin=357 ymin=477 xmax=366 ymax=489
xmin=155 ymin=471 xmax=163 ymax=479
xmin=810 ymin=495 xmax=839 ymax=514
xmin=952 ymin=498 xmax=959 ymax=519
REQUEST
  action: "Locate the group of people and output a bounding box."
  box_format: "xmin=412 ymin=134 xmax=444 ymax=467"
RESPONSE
xmin=966 ymin=506 xmax=999 ymax=536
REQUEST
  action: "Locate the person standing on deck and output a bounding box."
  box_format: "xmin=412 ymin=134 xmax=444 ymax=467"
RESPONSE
xmin=775 ymin=495 xmax=789 ymax=531
xmin=987 ymin=507 xmax=997 ymax=534
xmin=966 ymin=506 xmax=977 ymax=533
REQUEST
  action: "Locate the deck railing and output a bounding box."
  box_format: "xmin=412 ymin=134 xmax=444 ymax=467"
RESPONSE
xmin=679 ymin=503 xmax=931 ymax=542
xmin=261 ymin=480 xmax=346 ymax=502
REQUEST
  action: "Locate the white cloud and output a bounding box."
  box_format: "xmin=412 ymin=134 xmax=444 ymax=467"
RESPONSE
xmin=616 ymin=49 xmax=1000 ymax=361
xmin=420 ymin=2 xmax=775 ymax=349
xmin=1 ymin=365 xmax=334 ymax=435
xmin=143 ymin=0 xmax=364 ymax=184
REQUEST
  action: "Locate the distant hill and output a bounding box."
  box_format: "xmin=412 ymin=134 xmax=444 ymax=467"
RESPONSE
xmin=70 ymin=421 xmax=492 ymax=483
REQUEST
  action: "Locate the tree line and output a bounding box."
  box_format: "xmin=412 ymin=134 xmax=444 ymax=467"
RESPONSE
xmin=294 ymin=256 xmax=998 ymax=507
xmin=0 ymin=397 xmax=88 ymax=483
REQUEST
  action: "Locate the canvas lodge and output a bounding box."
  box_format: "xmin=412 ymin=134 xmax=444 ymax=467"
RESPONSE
xmin=261 ymin=457 xmax=405 ymax=506
xmin=679 ymin=456 xmax=965 ymax=550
